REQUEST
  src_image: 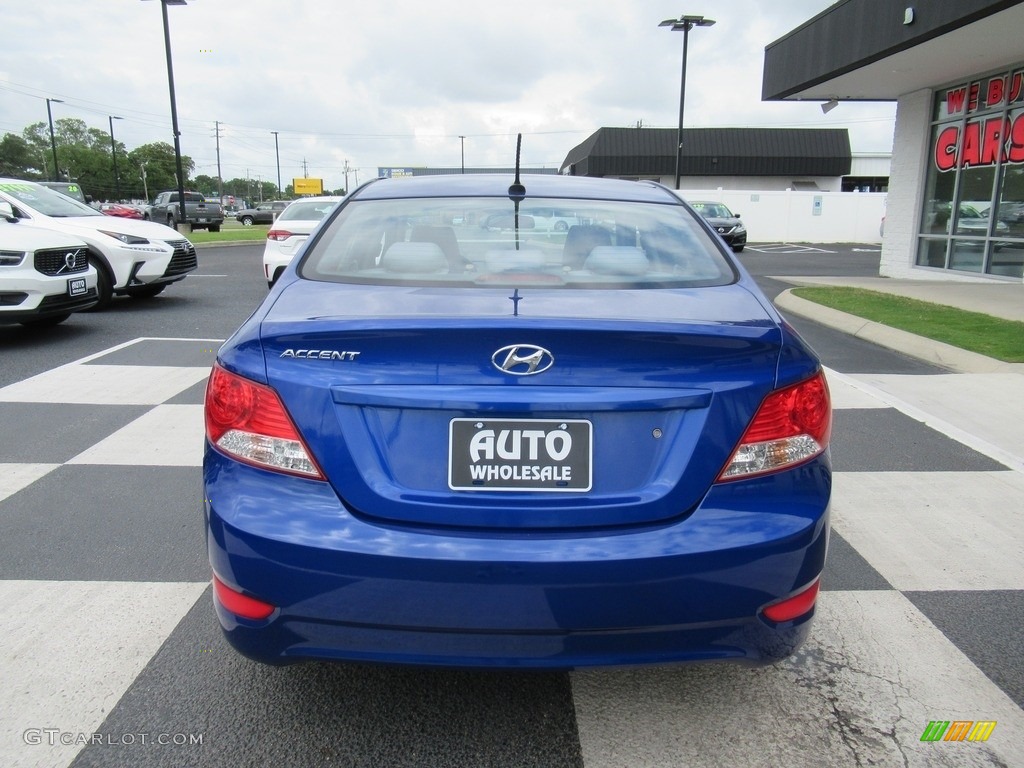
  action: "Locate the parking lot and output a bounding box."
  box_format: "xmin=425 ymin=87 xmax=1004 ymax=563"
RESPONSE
xmin=1 ymin=243 xmax=1022 ymax=767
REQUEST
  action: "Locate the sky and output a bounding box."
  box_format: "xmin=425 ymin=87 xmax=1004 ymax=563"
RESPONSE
xmin=0 ymin=0 xmax=898 ymax=194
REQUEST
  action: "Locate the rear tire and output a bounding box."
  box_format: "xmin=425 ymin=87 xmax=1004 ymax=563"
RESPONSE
xmin=210 ymin=224 xmax=221 ymax=233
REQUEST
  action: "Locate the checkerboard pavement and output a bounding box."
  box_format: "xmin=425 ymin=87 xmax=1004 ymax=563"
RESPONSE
xmin=1 ymin=337 xmax=1022 ymax=767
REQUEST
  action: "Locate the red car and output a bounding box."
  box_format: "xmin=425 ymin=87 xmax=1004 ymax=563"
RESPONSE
xmin=100 ymin=203 xmax=144 ymax=220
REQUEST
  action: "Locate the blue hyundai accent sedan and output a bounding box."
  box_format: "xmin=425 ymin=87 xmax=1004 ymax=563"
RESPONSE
xmin=204 ymin=173 xmax=831 ymax=668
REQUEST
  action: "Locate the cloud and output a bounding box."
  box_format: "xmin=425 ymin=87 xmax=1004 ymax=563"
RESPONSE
xmin=0 ymin=0 xmax=895 ymax=191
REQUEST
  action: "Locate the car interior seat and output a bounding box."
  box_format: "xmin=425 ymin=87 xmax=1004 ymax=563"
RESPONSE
xmin=562 ymin=225 xmax=612 ymax=269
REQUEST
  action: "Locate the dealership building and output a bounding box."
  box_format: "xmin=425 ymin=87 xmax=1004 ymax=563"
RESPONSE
xmin=763 ymin=0 xmax=1024 ymax=282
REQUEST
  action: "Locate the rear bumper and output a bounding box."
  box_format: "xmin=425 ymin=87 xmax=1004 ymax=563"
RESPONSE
xmin=204 ymin=447 xmax=830 ymax=669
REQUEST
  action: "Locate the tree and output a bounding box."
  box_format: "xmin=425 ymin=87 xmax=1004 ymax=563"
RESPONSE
xmin=0 ymin=133 xmax=43 ymax=178
xmin=127 ymin=142 xmax=194 ymax=200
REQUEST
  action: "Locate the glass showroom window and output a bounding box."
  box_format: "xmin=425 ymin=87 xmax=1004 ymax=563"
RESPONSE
xmin=917 ymin=68 xmax=1024 ymax=279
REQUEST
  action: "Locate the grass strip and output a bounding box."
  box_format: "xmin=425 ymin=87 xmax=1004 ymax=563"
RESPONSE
xmin=188 ymin=226 xmax=269 ymax=244
xmin=790 ymin=286 xmax=1024 ymax=362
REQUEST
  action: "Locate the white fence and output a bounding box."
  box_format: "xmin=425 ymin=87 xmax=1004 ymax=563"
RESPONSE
xmin=674 ymin=189 xmax=887 ymax=244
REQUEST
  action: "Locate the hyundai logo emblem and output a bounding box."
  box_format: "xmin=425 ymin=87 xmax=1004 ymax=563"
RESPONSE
xmin=492 ymin=344 xmax=554 ymax=376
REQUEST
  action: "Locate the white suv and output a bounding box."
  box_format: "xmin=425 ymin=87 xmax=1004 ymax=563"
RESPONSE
xmin=0 ymin=204 xmax=98 ymax=326
xmin=0 ymin=178 xmax=198 ymax=309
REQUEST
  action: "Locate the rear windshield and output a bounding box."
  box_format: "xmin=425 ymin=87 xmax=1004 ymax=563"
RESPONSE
xmin=299 ymin=197 xmax=735 ymax=289
xmin=278 ymin=200 xmax=338 ymax=222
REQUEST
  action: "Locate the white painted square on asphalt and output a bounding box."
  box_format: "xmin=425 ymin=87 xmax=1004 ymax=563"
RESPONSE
xmin=0 ymin=464 xmax=60 ymax=504
xmin=571 ymin=590 xmax=1024 ymax=768
xmin=831 ymin=471 xmax=1024 ymax=591
xmin=0 ymin=365 xmax=210 ymax=405
xmin=68 ymin=404 xmax=205 ymax=467
xmin=846 ymin=372 xmax=1024 ymax=468
xmin=0 ymin=580 xmax=207 ymax=768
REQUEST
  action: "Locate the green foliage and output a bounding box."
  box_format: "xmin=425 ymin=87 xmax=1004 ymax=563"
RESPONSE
xmin=791 ymin=286 xmax=1024 ymax=362
xmin=3 ymin=119 xmax=195 ymax=203
xmin=0 ymin=134 xmax=43 ymax=178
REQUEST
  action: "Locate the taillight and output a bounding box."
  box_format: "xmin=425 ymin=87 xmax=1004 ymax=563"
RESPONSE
xmin=718 ymin=370 xmax=831 ymax=481
xmin=212 ymin=573 xmax=275 ymax=621
xmin=204 ymin=364 xmax=323 ymax=479
xmin=267 ymin=229 xmax=293 ymax=241
xmin=760 ymin=579 xmax=820 ymax=623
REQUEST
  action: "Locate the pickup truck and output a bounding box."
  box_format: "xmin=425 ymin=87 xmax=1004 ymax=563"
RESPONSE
xmin=149 ymin=191 xmax=224 ymax=232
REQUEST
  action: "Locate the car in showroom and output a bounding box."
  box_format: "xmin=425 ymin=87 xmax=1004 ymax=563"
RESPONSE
xmin=0 ymin=178 xmax=197 ymax=308
xmin=204 ymin=173 xmax=831 ymax=669
xmin=236 ymin=200 xmax=289 ymax=226
xmin=262 ymin=195 xmax=343 ymax=287
xmin=690 ymin=200 xmax=747 ymax=252
xmin=1 ymin=202 xmax=98 ymax=326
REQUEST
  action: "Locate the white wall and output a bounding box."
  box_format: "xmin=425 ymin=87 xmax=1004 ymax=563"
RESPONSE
xmin=657 ymin=175 xmax=845 ymax=192
xmin=673 ymin=188 xmax=887 ymax=243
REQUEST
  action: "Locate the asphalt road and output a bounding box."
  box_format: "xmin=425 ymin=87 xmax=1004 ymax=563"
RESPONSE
xmin=2 ymin=242 xmax=1021 ymax=768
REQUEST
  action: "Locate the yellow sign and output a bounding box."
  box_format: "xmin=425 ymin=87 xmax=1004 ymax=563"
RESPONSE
xmin=293 ymin=178 xmax=323 ymax=195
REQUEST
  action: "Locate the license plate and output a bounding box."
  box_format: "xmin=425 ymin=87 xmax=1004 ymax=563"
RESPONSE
xmin=67 ymin=277 xmax=87 ymax=296
xmin=196 ymin=218 xmax=208 ymax=223
xmin=448 ymin=418 xmax=592 ymax=492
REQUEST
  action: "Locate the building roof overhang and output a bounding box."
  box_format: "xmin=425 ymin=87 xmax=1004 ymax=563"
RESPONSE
xmin=762 ymin=0 xmax=1024 ymax=103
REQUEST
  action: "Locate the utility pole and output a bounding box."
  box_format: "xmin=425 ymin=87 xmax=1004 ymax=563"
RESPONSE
xmin=140 ymin=161 xmax=149 ymax=201
xmin=215 ymin=121 xmax=224 ymax=204
xmin=302 ymin=158 xmax=309 ymax=178
xmin=271 ymin=131 xmax=281 ymax=196
xmin=343 ymin=159 xmax=350 ymax=193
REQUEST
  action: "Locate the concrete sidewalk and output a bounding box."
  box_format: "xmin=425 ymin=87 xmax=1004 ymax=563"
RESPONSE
xmin=773 ymin=275 xmax=1024 ymax=473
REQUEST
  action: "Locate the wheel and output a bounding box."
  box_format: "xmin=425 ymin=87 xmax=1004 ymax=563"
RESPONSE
xmin=209 ymin=224 xmax=221 ymax=233
xmin=20 ymin=313 xmax=70 ymax=327
xmin=240 ymin=216 xmax=254 ymax=226
xmin=554 ymin=220 xmax=568 ymax=232
xmin=125 ymin=284 xmax=167 ymax=299
xmin=87 ymin=257 xmax=114 ymax=310
xmin=732 ymin=244 xmax=745 ymax=253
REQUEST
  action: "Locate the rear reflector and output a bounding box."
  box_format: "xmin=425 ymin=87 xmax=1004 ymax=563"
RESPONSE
xmin=760 ymin=579 xmax=820 ymax=623
xmin=205 ymin=364 xmax=323 ymax=479
xmin=213 ymin=573 xmax=275 ymax=621
xmin=718 ymin=371 xmax=831 ymax=481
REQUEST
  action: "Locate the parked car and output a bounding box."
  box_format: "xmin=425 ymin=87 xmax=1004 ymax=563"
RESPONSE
xmin=100 ymin=203 xmax=144 ymax=220
xmin=149 ymin=190 xmax=224 ymax=232
xmin=204 ymin=174 xmax=832 ymax=669
xmin=262 ymin=196 xmax=343 ymax=287
xmin=0 ymin=202 xmax=98 ymax=326
xmin=690 ymin=200 xmax=747 ymax=252
xmin=0 ymin=178 xmax=198 ymax=308
xmin=236 ymin=200 xmax=289 ymax=226
xmin=39 ymin=181 xmax=90 ymax=204
xmin=529 ymin=207 xmax=580 ymax=232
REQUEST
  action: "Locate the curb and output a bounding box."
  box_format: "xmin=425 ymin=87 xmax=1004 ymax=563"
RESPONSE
xmin=774 ymin=289 xmax=1024 ymax=374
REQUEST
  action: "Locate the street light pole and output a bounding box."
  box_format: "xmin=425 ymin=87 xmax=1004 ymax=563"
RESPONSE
xmin=45 ymin=98 xmax=63 ymax=182
xmin=272 ymin=131 xmax=282 ymax=195
xmin=659 ymin=14 xmax=715 ymax=190
xmin=109 ymin=115 xmax=123 ymax=200
xmin=148 ymin=0 xmax=189 ymax=228
xmin=459 ymin=135 xmax=465 ymax=174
